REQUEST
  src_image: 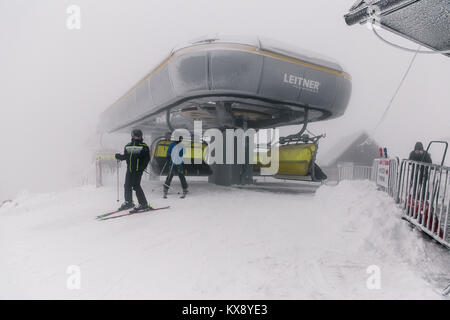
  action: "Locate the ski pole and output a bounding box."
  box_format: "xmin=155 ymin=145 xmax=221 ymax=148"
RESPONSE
xmin=163 ymin=163 xmax=174 ymax=190
xmin=116 ymin=159 xmax=120 ymax=202
xmin=159 ymin=160 xmax=168 ymax=176
xmin=142 ymin=161 xmax=167 ymax=177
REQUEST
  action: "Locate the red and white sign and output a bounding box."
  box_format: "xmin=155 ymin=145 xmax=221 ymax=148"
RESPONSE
xmin=376 ymin=159 xmax=390 ymax=188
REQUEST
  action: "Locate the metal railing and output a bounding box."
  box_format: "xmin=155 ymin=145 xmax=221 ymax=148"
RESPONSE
xmin=95 ymin=153 xmax=120 ymax=188
xmin=396 ymin=160 xmax=450 ymax=248
xmin=372 ymin=158 xmax=399 ymax=197
xmin=337 ymin=165 xmax=372 ymax=182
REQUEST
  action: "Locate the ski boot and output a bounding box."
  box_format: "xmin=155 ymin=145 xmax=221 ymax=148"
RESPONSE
xmin=130 ymin=203 xmax=152 ymax=213
xmin=180 ymin=189 xmax=188 ymax=199
xmin=163 ymin=186 xmax=168 ymax=199
xmin=118 ymin=201 xmax=134 ymax=211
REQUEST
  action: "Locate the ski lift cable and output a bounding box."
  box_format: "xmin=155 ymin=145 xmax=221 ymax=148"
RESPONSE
xmin=355 ymin=17 xmax=445 ymax=146
xmin=370 ymin=45 xmax=420 ymax=136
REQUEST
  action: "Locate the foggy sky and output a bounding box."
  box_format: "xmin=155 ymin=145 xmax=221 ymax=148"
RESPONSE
xmin=1 ymin=0 xmax=449 ymax=200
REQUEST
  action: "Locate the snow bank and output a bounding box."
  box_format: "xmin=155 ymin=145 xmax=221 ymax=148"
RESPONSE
xmin=0 ymin=180 xmax=448 ymax=299
xmin=314 ymin=180 xmax=450 ymax=299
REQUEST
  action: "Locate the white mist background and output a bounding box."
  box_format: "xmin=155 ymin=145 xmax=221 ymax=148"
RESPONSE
xmin=0 ymin=0 xmax=449 ymax=201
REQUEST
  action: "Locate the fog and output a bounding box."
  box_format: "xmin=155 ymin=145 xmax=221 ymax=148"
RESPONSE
xmin=1 ymin=0 xmax=449 ymax=200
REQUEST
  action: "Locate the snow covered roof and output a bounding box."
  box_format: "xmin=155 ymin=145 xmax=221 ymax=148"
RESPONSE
xmin=318 ymin=130 xmax=379 ymax=167
xmin=344 ymin=0 xmax=450 ymax=57
xmin=173 ymin=35 xmax=343 ymax=71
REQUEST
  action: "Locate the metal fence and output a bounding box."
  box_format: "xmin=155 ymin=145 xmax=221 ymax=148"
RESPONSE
xmin=337 ymin=165 xmax=372 ymax=182
xmin=395 ymin=160 xmax=450 ymax=248
xmin=95 ymin=153 xmax=119 ymax=188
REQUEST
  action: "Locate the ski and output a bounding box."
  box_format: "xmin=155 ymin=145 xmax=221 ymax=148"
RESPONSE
xmin=96 ymin=209 xmax=125 ymax=219
xmin=96 ymin=204 xmax=136 ymax=219
xmin=99 ymin=206 xmax=170 ymax=221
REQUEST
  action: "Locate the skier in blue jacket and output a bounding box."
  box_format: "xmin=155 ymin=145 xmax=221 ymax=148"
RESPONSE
xmin=163 ymin=136 xmax=188 ymax=198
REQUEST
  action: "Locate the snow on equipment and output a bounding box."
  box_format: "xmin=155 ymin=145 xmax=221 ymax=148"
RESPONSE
xmin=344 ymin=0 xmax=450 ymax=57
xmin=255 ymin=132 xmax=327 ymax=181
xmin=444 ymin=282 xmax=450 ymax=296
xmin=95 ymin=151 xmax=119 ymax=188
xmin=99 ymin=36 xmax=351 ymax=135
xmin=98 ymin=36 xmax=351 ymax=186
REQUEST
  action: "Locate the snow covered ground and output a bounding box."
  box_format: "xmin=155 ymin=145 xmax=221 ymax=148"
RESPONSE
xmin=1 ymin=179 xmax=449 ymax=299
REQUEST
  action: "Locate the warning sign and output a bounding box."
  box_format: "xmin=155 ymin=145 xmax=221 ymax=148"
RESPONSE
xmin=376 ymin=159 xmax=390 ymax=188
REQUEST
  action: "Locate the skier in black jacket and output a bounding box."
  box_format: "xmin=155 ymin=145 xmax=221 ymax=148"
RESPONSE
xmin=408 ymin=141 xmax=432 ymax=200
xmin=409 ymin=142 xmax=432 ymax=164
xmin=115 ymin=129 xmax=151 ymax=211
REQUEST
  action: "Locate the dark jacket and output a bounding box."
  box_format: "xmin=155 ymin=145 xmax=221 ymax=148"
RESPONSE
xmin=408 ymin=142 xmax=432 ymax=164
xmin=409 ymin=151 xmax=432 ymax=163
xmin=166 ymin=141 xmax=184 ymax=165
xmin=408 ymin=142 xmax=432 ymax=183
xmin=116 ymin=139 xmax=150 ymax=173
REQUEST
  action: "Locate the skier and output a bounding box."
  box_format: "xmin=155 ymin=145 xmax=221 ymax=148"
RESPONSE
xmin=115 ymin=129 xmax=152 ymax=212
xmin=408 ymin=142 xmax=432 ymax=163
xmin=408 ymin=141 xmax=432 ymax=200
xmin=163 ymin=136 xmax=188 ymax=198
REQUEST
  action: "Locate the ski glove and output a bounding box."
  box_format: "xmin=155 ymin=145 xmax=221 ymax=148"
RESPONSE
xmin=115 ymin=153 xmax=125 ymax=160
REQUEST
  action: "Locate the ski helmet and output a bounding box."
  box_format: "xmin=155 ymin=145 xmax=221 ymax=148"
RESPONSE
xmin=414 ymin=141 xmax=424 ymax=151
xmin=171 ymin=135 xmax=183 ymax=142
xmin=131 ymin=129 xmax=143 ymax=139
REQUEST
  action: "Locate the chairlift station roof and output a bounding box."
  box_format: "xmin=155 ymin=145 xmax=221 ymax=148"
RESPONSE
xmin=99 ymin=36 xmax=352 ymax=135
